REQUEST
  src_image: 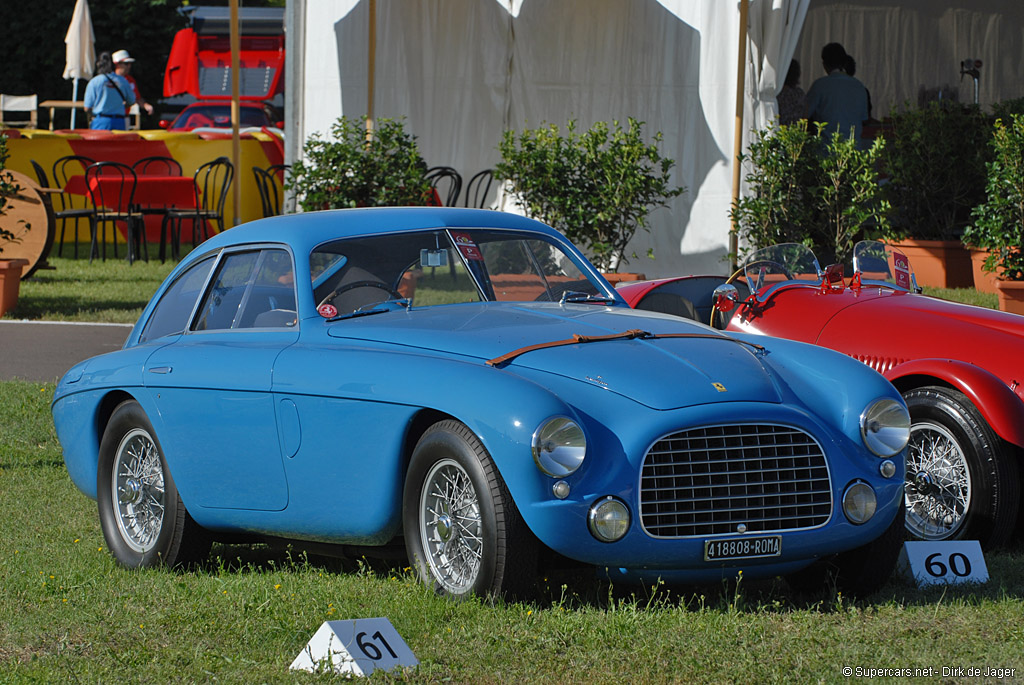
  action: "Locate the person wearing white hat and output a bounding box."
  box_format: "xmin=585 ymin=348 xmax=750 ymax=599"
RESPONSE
xmin=113 ymin=49 xmax=154 ymax=117
xmin=83 ymin=50 xmax=136 ymax=130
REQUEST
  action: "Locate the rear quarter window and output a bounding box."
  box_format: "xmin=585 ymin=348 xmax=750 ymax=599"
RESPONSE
xmin=139 ymin=256 xmax=216 ymax=343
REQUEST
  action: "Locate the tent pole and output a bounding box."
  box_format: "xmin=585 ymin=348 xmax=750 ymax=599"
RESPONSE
xmin=230 ymin=0 xmax=242 ymax=227
xmin=366 ymin=0 xmax=376 ymax=139
xmin=71 ymin=79 xmax=79 ymax=128
xmin=730 ymin=0 xmax=749 ymax=271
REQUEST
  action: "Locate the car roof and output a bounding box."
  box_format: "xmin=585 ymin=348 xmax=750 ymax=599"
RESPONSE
xmin=191 ymin=207 xmax=565 ymax=259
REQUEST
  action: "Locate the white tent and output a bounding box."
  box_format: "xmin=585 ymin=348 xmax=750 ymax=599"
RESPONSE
xmin=286 ymin=0 xmax=1024 ymax=277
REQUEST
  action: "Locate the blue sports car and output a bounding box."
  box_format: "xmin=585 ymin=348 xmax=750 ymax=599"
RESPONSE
xmin=52 ymin=207 xmax=910 ymax=598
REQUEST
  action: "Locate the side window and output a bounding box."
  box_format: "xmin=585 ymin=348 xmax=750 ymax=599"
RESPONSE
xmin=193 ymin=249 xmax=296 ymax=331
xmin=139 ymin=256 xmax=215 ymax=343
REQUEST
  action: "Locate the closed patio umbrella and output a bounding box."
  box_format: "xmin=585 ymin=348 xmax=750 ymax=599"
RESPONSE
xmin=63 ymin=0 xmax=96 ymax=128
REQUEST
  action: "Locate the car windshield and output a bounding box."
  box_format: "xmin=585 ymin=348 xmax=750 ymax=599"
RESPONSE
xmin=172 ymin=105 xmax=270 ymax=130
xmin=740 ymin=243 xmax=823 ymax=297
xmin=310 ymin=228 xmax=607 ymax=317
xmin=852 ymin=240 xmax=917 ymax=291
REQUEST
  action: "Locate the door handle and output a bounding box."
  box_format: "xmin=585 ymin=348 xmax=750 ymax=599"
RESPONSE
xmin=148 ymin=366 xmax=172 ymax=374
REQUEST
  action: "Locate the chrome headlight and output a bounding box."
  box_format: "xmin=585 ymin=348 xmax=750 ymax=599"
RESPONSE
xmin=588 ymin=496 xmax=630 ymax=542
xmin=532 ymin=417 xmax=587 ymax=477
xmin=842 ymin=482 xmax=877 ymax=524
xmin=860 ymin=398 xmax=910 ymax=457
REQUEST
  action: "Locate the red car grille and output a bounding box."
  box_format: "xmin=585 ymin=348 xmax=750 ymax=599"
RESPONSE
xmin=639 ymin=424 xmax=833 ymax=538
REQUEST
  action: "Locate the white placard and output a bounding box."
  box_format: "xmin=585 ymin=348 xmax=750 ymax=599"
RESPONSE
xmin=290 ymin=617 xmax=418 ymax=676
xmin=897 ymin=540 xmax=988 ymax=586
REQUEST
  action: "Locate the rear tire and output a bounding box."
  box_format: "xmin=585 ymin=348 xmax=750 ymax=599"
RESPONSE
xmin=902 ymin=386 xmax=1019 ymax=548
xmin=402 ymin=420 xmax=537 ymax=599
xmin=97 ymin=400 xmax=210 ymax=568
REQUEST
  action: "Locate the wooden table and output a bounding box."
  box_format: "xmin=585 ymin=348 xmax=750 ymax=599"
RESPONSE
xmin=0 ymin=171 xmax=55 ymax=279
xmin=39 ymin=100 xmax=141 ymax=130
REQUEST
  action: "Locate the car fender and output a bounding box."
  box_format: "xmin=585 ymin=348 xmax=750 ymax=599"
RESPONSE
xmin=887 ymin=358 xmax=1024 ymax=449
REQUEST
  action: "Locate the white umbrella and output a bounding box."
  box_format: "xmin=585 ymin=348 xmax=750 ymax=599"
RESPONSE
xmin=63 ymin=0 xmax=96 ymax=128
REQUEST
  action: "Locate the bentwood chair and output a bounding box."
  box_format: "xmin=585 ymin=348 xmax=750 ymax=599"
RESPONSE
xmin=253 ymin=164 xmax=288 ymax=218
xmin=425 ymin=166 xmax=463 ymax=207
xmin=463 ymin=169 xmax=495 ymax=209
xmin=51 ymin=154 xmax=97 ymax=258
xmin=164 ymin=156 xmax=233 ymax=259
xmin=85 ymin=161 xmax=146 ymax=264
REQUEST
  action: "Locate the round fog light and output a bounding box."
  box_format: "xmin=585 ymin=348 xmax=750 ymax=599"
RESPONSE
xmin=843 ymin=482 xmax=877 ymax=524
xmin=879 ymin=459 xmax=897 ymax=479
xmin=588 ymin=496 xmax=630 ymax=542
xmin=552 ymin=480 xmax=570 ymax=499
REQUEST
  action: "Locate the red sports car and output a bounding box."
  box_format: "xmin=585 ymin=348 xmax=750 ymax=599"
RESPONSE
xmin=617 ymin=241 xmax=1023 ymax=548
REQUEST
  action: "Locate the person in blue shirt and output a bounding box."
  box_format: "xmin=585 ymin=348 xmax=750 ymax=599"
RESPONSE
xmin=805 ymin=42 xmax=869 ymax=144
xmin=83 ymin=51 xmax=136 ymax=131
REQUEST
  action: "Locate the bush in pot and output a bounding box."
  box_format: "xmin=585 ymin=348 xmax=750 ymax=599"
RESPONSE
xmin=495 ymin=118 xmax=684 ymax=273
xmin=730 ymin=120 xmax=890 ymax=266
xmin=287 ymin=116 xmax=433 ymax=211
xmin=963 ymin=114 xmax=1024 ymax=283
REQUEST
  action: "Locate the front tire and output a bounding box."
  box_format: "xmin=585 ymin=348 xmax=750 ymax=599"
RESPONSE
xmin=902 ymin=386 xmax=1019 ymax=548
xmin=97 ymin=400 xmax=210 ymax=568
xmin=402 ymin=420 xmax=536 ymax=599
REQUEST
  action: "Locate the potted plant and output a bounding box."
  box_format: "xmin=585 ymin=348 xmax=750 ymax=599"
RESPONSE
xmin=495 ymin=118 xmax=684 ymax=275
xmin=963 ymin=114 xmax=1024 ymax=313
xmin=288 ymin=116 xmax=433 ymax=211
xmin=881 ymin=102 xmax=991 ymax=288
xmin=0 ymin=134 xmax=29 ymax=317
xmin=731 ymin=120 xmax=890 ymax=267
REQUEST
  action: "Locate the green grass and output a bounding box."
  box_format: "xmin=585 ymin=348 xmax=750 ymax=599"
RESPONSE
xmin=6 ymin=244 xmax=182 ymax=323
xmin=3 ymin=379 xmax=1024 ymax=682
xmin=921 ymin=286 xmax=998 ymax=310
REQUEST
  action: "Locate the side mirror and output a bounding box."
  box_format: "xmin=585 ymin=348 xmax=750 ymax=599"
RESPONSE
xmin=275 ymin=121 xmax=285 ymax=129
xmin=158 ymin=119 xmax=170 ymax=129
xmin=820 ymin=263 xmax=845 ymax=293
xmin=712 ymin=283 xmax=740 ymax=313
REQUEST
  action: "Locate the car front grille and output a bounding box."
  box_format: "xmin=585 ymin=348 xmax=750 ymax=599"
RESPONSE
xmin=639 ymin=424 xmax=832 ymax=538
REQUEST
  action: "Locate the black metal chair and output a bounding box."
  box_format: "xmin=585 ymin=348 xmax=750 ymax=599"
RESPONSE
xmin=463 ymin=169 xmax=495 ymax=209
xmin=253 ymin=163 xmax=288 ymax=218
xmin=425 ymin=166 xmax=462 ymax=206
xmin=163 ymin=156 xmax=233 ymax=260
xmin=85 ymin=161 xmax=146 ymax=264
xmin=133 ymin=155 xmax=183 ymax=177
xmin=50 ymin=154 xmax=97 ymax=258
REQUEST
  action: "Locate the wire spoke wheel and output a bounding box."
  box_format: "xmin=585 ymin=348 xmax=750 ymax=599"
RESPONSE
xmin=112 ymin=427 xmax=167 ymax=553
xmin=905 ymin=420 xmax=970 ymax=540
xmin=419 ymin=458 xmax=483 ymax=594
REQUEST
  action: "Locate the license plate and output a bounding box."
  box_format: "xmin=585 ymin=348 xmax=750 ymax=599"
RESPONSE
xmin=704 ymin=535 xmax=782 ymax=561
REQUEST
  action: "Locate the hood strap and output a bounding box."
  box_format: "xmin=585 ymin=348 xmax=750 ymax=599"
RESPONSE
xmin=486 ymin=329 xmax=764 ymax=367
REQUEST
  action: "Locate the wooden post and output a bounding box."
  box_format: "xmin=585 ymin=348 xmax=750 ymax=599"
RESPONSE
xmin=366 ymin=0 xmax=376 ymax=139
xmin=730 ymin=0 xmax=749 ymax=271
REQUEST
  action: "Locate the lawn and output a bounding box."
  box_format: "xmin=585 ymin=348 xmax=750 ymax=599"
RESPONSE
xmin=2 ymin=380 xmax=1024 ymax=682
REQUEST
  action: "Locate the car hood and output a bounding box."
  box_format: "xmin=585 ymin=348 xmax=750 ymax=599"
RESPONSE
xmin=326 ymin=303 xmax=782 ymax=410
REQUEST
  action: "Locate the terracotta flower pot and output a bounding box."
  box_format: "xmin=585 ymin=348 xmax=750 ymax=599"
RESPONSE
xmin=887 ymin=239 xmax=973 ymax=289
xmin=0 ymin=258 xmax=29 ymax=317
xmin=602 ymin=272 xmax=646 ymax=285
xmin=994 ymin=279 xmax=1024 ymax=315
xmin=969 ymin=248 xmax=1000 ymax=295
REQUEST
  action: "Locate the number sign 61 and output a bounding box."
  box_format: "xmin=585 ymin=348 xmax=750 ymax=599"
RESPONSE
xmin=897 ymin=541 xmax=989 ymax=586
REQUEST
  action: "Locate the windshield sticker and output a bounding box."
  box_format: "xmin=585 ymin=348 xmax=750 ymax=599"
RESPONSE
xmin=451 ymin=232 xmax=484 ymax=261
xmin=893 ymin=252 xmax=911 ymax=289
xmin=318 ymin=303 xmax=338 ymax=318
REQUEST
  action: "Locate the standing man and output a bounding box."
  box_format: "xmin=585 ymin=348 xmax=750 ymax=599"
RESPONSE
xmin=83 ymin=50 xmax=136 ymax=130
xmin=112 ymin=50 xmax=154 ymax=119
xmin=806 ymin=42 xmax=869 ymax=143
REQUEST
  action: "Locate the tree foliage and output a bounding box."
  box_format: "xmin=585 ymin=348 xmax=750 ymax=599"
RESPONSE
xmin=288 ymin=116 xmax=433 ymax=211
xmin=730 ymin=121 xmax=889 ymax=266
xmin=495 ymin=118 xmax=684 ymax=272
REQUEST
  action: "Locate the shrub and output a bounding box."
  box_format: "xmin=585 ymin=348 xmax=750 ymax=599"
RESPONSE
xmin=963 ymin=114 xmax=1024 ymax=280
xmin=288 ymin=116 xmax=433 ymax=211
xmin=495 ymin=118 xmax=684 ymax=272
xmin=881 ymin=102 xmax=990 ymax=241
xmin=730 ymin=121 xmax=890 ymax=265
xmin=0 ymin=135 xmax=27 ymax=253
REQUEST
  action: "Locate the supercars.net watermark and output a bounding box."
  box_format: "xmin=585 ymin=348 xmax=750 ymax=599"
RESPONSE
xmin=842 ymin=666 xmax=1016 ymax=679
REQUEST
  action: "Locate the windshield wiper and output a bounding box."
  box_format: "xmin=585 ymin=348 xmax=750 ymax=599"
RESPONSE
xmin=327 ymin=298 xmax=410 ymax=322
xmin=559 ymin=291 xmax=616 ymax=304
xmin=486 ymin=328 xmax=765 ymax=367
